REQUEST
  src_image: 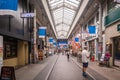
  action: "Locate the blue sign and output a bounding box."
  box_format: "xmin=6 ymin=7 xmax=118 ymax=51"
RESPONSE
xmin=58 ymin=42 xmax=68 ymax=45
xmin=39 ymin=27 xmax=46 ymax=38
xmin=63 ymin=45 xmax=68 ymax=48
xmin=53 ymin=42 xmax=57 ymax=47
xmin=88 ymin=26 xmax=96 ymax=34
xmin=75 ymin=37 xmax=79 ymax=42
xmin=57 ymin=39 xmax=68 ymax=44
xmin=0 ymin=0 xmax=18 ymax=11
xmin=49 ymin=37 xmax=53 ymax=43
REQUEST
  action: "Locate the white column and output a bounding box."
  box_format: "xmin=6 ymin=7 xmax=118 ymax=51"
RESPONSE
xmin=86 ymin=41 xmax=89 ymax=50
xmin=102 ymin=35 xmax=106 ymax=54
xmin=33 ymin=8 xmax=37 ymax=63
xmin=98 ymin=1 xmax=102 ymax=43
xmin=95 ymin=39 xmax=98 ymax=60
xmin=98 ymin=1 xmax=103 ymax=61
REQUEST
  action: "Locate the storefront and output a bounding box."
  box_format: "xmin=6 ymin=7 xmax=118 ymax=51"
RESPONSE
xmin=113 ymin=37 xmax=120 ymax=67
xmin=89 ymin=41 xmax=95 ymax=55
xmin=85 ymin=36 xmax=99 ymax=61
xmin=3 ymin=36 xmax=29 ymax=68
xmin=3 ymin=37 xmax=17 ymax=60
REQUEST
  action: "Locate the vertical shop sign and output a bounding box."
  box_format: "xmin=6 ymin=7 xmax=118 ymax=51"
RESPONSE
xmin=0 ymin=36 xmax=3 ymax=72
xmin=38 ymin=27 xmax=46 ymax=38
xmin=75 ymin=37 xmax=79 ymax=42
xmin=88 ymin=26 xmax=96 ymax=34
xmin=49 ymin=37 xmax=53 ymax=43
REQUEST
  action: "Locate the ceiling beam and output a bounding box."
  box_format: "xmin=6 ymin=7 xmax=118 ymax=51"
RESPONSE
xmin=57 ymin=30 xmax=68 ymax=33
xmin=55 ymin=22 xmax=70 ymax=26
xmin=50 ymin=3 xmax=77 ymax=11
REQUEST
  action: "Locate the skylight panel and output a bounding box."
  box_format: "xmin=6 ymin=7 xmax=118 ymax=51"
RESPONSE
xmin=64 ymin=10 xmax=75 ymax=15
xmin=58 ymin=31 xmax=67 ymax=36
xmin=64 ymin=8 xmax=75 ymax=13
xmin=62 ymin=26 xmax=70 ymax=31
xmin=65 ymin=0 xmax=80 ymax=7
xmin=56 ymin=25 xmax=63 ymax=31
xmin=49 ymin=0 xmax=63 ymax=7
xmin=53 ymin=8 xmax=63 ymax=13
xmin=62 ymin=24 xmax=70 ymax=28
xmin=55 ymin=19 xmax=62 ymax=25
xmin=47 ymin=0 xmax=81 ymax=38
xmin=53 ymin=14 xmax=62 ymax=19
xmin=57 ymin=31 xmax=63 ymax=36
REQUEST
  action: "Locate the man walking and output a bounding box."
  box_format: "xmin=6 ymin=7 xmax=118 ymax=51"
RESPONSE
xmin=81 ymin=46 xmax=90 ymax=77
xmin=67 ymin=51 xmax=70 ymax=61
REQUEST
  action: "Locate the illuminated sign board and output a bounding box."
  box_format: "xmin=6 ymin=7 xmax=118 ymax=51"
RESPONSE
xmin=21 ymin=13 xmax=35 ymax=18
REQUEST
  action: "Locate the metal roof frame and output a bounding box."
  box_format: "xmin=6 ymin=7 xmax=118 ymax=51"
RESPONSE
xmin=47 ymin=0 xmax=81 ymax=38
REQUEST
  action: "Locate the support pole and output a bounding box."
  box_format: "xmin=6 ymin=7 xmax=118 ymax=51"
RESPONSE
xmin=98 ymin=1 xmax=103 ymax=61
xmin=33 ymin=8 xmax=37 ymax=63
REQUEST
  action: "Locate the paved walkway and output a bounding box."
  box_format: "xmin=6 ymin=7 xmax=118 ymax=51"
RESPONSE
xmin=15 ymin=54 xmax=94 ymax=80
xmin=71 ymin=55 xmax=120 ymax=80
xmin=15 ymin=55 xmax=58 ymax=80
xmin=48 ymin=54 xmax=93 ymax=80
xmin=15 ymin=54 xmax=120 ymax=80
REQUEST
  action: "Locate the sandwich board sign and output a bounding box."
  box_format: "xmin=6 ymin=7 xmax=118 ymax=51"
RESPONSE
xmin=0 ymin=66 xmax=16 ymax=80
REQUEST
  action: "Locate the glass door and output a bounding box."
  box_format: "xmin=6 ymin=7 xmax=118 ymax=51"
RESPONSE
xmin=114 ymin=38 xmax=120 ymax=60
xmin=114 ymin=37 xmax=120 ymax=67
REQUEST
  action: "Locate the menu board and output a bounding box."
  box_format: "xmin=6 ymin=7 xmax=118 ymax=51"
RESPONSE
xmin=0 ymin=66 xmax=16 ymax=80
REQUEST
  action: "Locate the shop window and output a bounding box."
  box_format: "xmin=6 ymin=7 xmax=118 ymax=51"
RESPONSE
xmin=3 ymin=41 xmax=17 ymax=59
xmin=114 ymin=38 xmax=120 ymax=60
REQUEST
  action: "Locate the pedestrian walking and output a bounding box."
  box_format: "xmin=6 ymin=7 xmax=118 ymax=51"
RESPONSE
xmin=81 ymin=46 xmax=90 ymax=77
xmin=67 ymin=52 xmax=70 ymax=61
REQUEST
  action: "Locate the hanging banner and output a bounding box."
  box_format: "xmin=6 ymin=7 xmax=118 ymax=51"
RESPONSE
xmin=49 ymin=37 xmax=53 ymax=43
xmin=75 ymin=37 xmax=79 ymax=42
xmin=39 ymin=27 xmax=46 ymax=38
xmin=88 ymin=26 xmax=96 ymax=34
xmin=63 ymin=45 xmax=68 ymax=48
xmin=53 ymin=42 xmax=57 ymax=47
xmin=0 ymin=0 xmax=18 ymax=11
xmin=57 ymin=39 xmax=68 ymax=44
